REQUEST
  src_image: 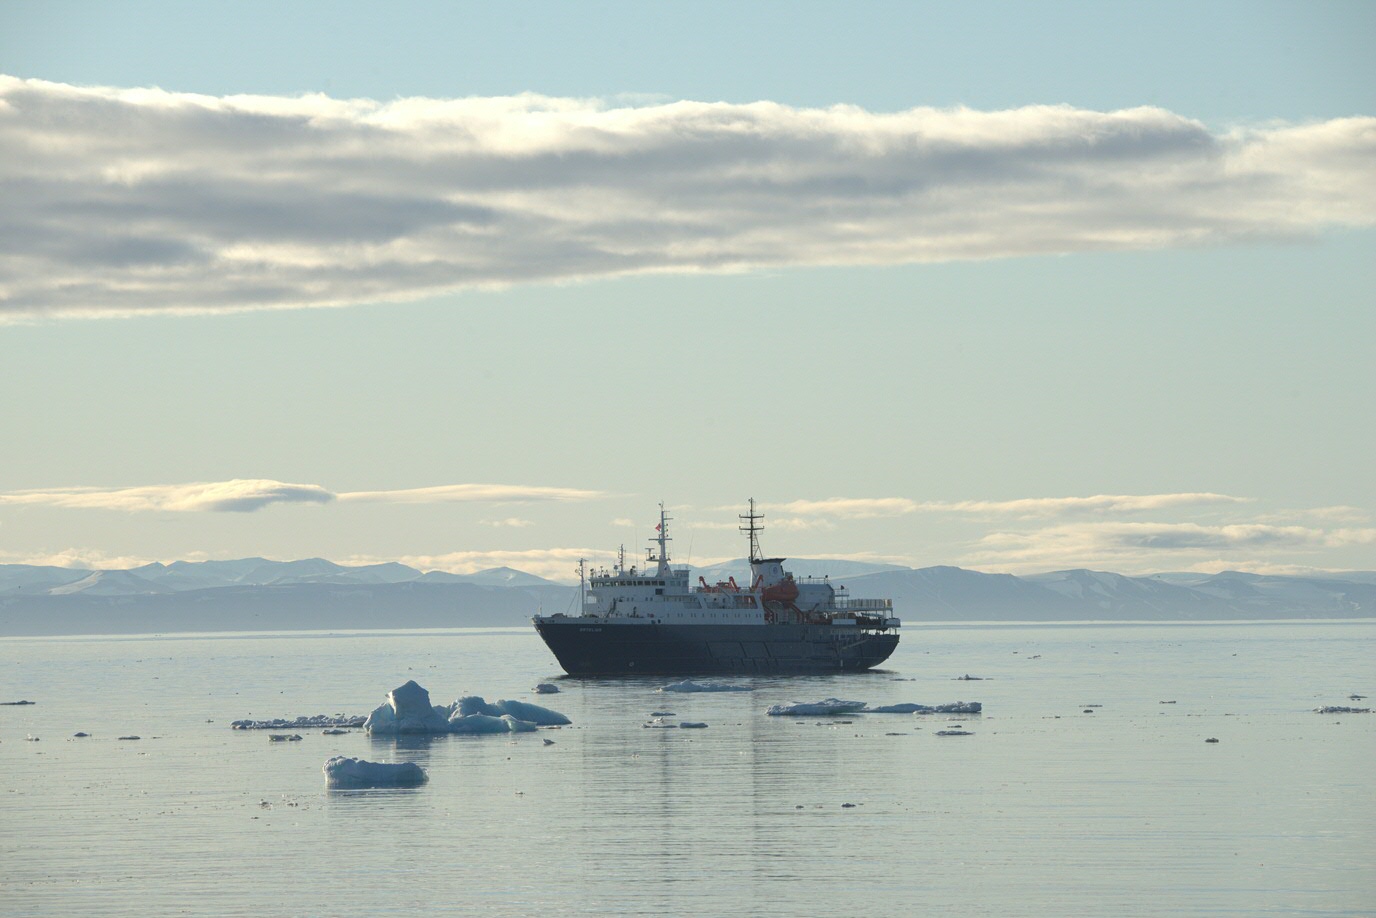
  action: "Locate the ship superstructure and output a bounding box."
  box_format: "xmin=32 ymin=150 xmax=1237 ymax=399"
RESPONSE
xmin=533 ymin=501 xmax=901 ymax=675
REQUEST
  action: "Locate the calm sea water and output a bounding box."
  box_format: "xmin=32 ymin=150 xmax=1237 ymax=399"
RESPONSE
xmin=2 ymin=621 xmax=1373 ymax=917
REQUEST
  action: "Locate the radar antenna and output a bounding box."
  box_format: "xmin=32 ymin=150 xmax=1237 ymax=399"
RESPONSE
xmin=739 ymin=498 xmax=764 ymax=562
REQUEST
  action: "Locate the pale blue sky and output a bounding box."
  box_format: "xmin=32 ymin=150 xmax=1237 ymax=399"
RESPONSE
xmin=0 ymin=1 xmax=1372 ymax=578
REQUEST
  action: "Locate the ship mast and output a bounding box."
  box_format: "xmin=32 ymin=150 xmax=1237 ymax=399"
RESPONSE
xmin=647 ymin=502 xmax=672 ymax=575
xmin=739 ymin=498 xmax=764 ymax=563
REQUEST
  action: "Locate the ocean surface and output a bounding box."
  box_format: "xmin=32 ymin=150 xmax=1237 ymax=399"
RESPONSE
xmin=2 ymin=621 xmax=1372 ymax=917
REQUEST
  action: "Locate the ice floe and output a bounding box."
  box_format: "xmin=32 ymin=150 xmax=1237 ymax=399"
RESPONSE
xmin=767 ymin=699 xmax=982 ymax=716
xmin=448 ymin=713 xmax=537 ymax=735
xmin=1315 ymin=705 xmax=1370 ymax=714
xmin=766 ymin=698 xmax=868 ymax=716
xmin=363 ymin=681 xmax=571 ymax=736
xmin=659 ymin=680 xmax=751 ymax=693
xmin=453 ymin=696 xmax=571 ymax=726
xmin=323 ymin=755 xmax=427 ymax=788
xmin=642 ymin=717 xmax=710 ymax=729
xmin=863 ymin=702 xmax=983 ymax=715
xmin=232 ymin=714 xmax=367 ymax=730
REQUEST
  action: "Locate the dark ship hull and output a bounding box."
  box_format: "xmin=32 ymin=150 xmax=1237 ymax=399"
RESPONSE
xmin=534 ymin=618 xmax=899 ymax=676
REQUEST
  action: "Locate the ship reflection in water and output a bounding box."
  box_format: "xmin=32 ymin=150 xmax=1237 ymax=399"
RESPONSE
xmin=534 ymin=500 xmax=901 ymax=675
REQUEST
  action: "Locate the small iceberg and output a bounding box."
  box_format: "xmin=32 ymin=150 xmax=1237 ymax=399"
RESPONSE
xmin=363 ymin=681 xmax=571 ymax=736
xmin=533 ymin=683 xmax=560 ymax=694
xmin=660 ymin=680 xmax=751 ymax=693
xmin=766 ymin=698 xmax=868 ymax=717
xmin=364 ymin=681 xmax=451 ymax=734
xmin=324 ymin=756 xmax=427 ymax=788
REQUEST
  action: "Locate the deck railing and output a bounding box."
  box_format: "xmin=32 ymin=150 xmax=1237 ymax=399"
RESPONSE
xmin=829 ymin=598 xmax=893 ymax=612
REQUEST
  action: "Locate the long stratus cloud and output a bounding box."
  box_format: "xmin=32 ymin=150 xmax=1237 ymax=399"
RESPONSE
xmin=963 ymin=521 xmax=1376 ymax=571
xmin=2 ymin=76 xmax=1372 ymax=320
xmin=778 ymin=492 xmax=1248 ymax=519
xmin=0 ymin=479 xmax=603 ymax=512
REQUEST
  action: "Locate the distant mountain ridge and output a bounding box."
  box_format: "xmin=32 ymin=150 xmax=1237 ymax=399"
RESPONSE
xmin=0 ymin=558 xmax=563 ymax=596
xmin=1 ymin=558 xmax=1372 ymax=635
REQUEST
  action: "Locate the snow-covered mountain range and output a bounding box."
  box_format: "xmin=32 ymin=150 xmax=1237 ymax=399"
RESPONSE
xmin=1 ymin=558 xmax=1371 ymax=635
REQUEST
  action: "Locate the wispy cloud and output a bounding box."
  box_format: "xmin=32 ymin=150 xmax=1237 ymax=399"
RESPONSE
xmin=0 ymin=479 xmax=602 ymax=512
xmin=387 ymin=548 xmax=608 ymax=582
xmin=338 ymin=484 xmax=602 ymax=503
xmin=0 ymin=479 xmax=333 ymax=512
xmin=779 ymin=498 xmax=922 ymax=518
xmin=1262 ymin=505 xmax=1371 ymax=524
xmin=3 ymin=75 xmax=1372 ymax=320
xmin=778 ymin=492 xmax=1248 ymax=519
xmin=479 ymin=517 xmax=536 ymax=528
xmin=962 ymin=521 xmax=1376 ymax=571
xmin=0 ymin=547 xmax=164 ymax=569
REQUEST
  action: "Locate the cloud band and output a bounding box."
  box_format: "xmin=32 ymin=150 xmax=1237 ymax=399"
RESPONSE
xmin=2 ymin=76 xmax=1373 ymax=320
xmin=0 ymin=479 xmax=602 ymax=512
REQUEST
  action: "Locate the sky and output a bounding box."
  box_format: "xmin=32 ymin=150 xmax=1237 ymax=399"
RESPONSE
xmin=1 ymin=1 xmax=1373 ymax=581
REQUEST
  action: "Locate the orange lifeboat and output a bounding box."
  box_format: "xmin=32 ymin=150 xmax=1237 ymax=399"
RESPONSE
xmin=761 ymin=578 xmax=799 ymax=603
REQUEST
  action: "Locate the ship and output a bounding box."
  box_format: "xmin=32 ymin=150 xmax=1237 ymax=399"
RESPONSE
xmin=533 ymin=500 xmax=901 ymax=675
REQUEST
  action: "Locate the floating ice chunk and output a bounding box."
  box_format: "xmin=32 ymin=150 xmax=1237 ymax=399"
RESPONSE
xmin=448 ymin=713 xmax=538 ymax=734
xmin=452 ymin=696 xmax=571 ymax=726
xmin=660 ymin=680 xmax=751 ymax=693
xmin=232 ymin=714 xmax=366 ymax=730
xmin=323 ymin=755 xmax=427 ymax=788
xmin=534 ymin=683 xmax=560 ymax=694
xmin=766 ymin=698 xmax=868 ymax=716
xmin=364 ymin=681 xmax=452 ymax=735
xmin=935 ymin=729 xmax=973 ymax=736
xmin=489 ymin=699 xmax=571 ymax=726
xmin=643 ymin=718 xmax=678 ymax=729
xmin=1315 ymin=705 xmax=1370 ymax=714
xmin=863 ymin=701 xmax=983 ymax=715
xmin=362 ymin=684 xmax=571 ymax=735
xmin=268 ymin=734 xmax=302 ymax=742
